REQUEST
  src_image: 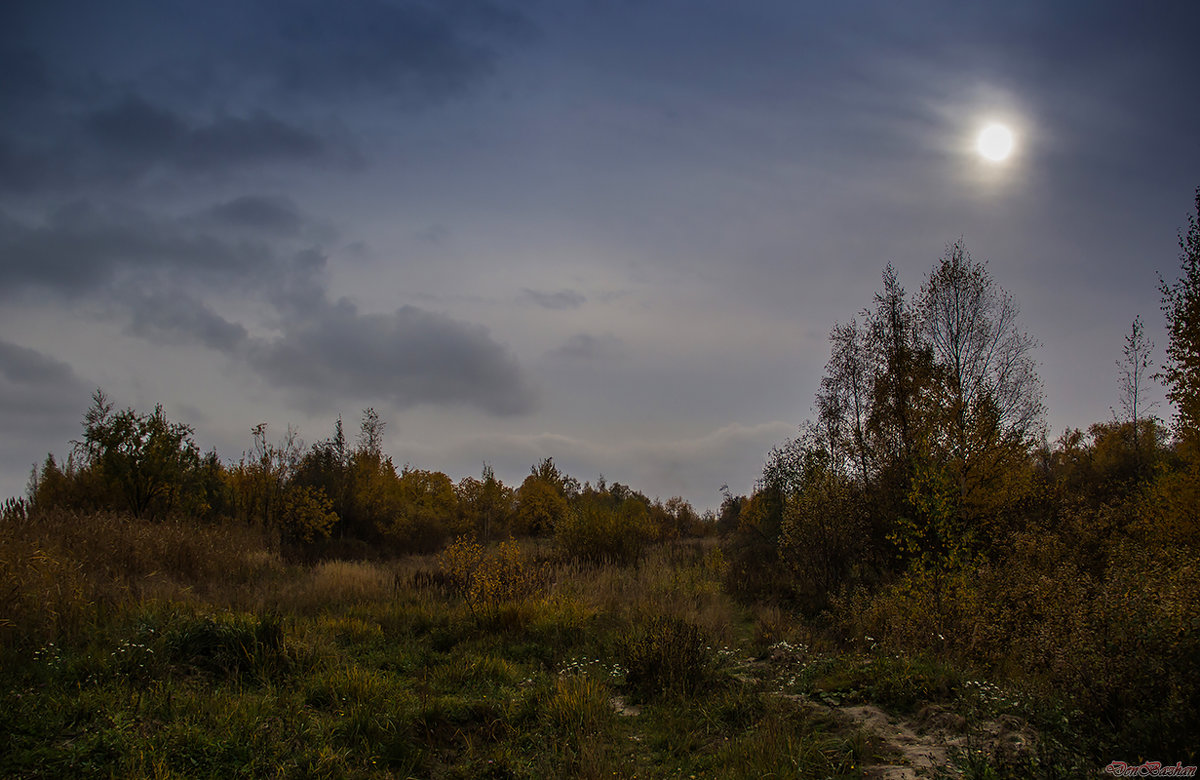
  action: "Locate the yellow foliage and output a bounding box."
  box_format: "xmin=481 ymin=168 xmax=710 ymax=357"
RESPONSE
xmin=438 ymin=537 xmax=543 ymax=617
xmin=556 ymin=498 xmax=656 ymax=564
xmin=514 ymin=476 xmax=567 ymax=535
xmin=280 ymin=485 xmax=338 ymax=544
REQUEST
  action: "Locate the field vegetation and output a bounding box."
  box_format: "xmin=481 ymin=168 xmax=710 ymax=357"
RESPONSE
xmin=3 ymin=190 xmax=1200 ymax=777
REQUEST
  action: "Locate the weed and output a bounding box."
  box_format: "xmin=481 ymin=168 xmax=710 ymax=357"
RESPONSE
xmin=164 ymin=611 xmax=287 ymax=681
xmin=618 ymin=615 xmax=711 ymax=700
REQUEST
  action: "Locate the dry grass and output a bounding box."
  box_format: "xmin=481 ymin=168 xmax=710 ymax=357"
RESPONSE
xmin=0 ymin=509 xmax=282 ymax=646
xmin=273 ymin=559 xmax=395 ymax=613
xmin=554 ymin=540 xmax=738 ymax=644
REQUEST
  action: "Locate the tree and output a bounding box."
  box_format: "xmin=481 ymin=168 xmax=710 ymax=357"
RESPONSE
xmin=818 ymin=318 xmax=872 ymax=485
xmin=716 ymin=485 xmax=746 ymax=537
xmin=529 ymin=457 xmax=579 ymax=500
xmin=556 ymin=490 xmax=655 ymax=564
xmin=1115 ymin=316 xmax=1156 ymax=454
xmin=514 ymin=474 xmax=568 ymax=536
xmin=228 ymin=422 xmax=303 ymax=528
xmin=279 ymin=484 xmax=339 ymax=544
xmin=866 ymin=263 xmax=937 ymax=469
xmin=456 ymin=464 xmax=514 ymax=539
xmin=1159 ymin=187 xmax=1200 ymax=452
xmin=776 ymin=434 xmax=867 ymax=613
xmin=659 ymin=496 xmax=700 ymax=540
xmin=377 ymin=468 xmax=460 ymax=552
xmin=76 ymin=390 xmax=202 ymax=518
xmin=358 ymin=408 xmax=385 ymax=459
xmin=918 ymin=240 xmax=1043 ymax=459
xmin=293 ymin=417 xmax=351 ymax=529
xmin=862 ymin=264 xmax=943 ymax=562
xmin=1147 ymin=187 xmax=1200 ymax=547
xmin=916 ymin=243 xmax=1043 ymax=548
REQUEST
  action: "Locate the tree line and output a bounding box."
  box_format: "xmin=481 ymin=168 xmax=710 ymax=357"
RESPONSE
xmin=25 ymin=401 xmax=710 ymax=560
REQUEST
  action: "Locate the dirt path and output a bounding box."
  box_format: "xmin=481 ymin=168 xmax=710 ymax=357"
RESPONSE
xmin=777 ymin=696 xmax=955 ymax=778
xmin=831 ymin=703 xmax=956 ymax=779
xmin=791 ymin=696 xmax=1035 ymax=778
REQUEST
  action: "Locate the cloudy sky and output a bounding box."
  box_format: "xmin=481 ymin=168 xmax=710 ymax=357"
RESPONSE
xmin=2 ymin=1 xmax=1198 ymax=510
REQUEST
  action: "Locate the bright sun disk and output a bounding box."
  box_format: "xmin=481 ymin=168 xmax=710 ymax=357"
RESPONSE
xmin=977 ymin=123 xmax=1014 ymax=162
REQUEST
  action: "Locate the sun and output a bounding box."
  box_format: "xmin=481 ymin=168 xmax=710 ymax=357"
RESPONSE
xmin=977 ymin=123 xmax=1014 ymax=162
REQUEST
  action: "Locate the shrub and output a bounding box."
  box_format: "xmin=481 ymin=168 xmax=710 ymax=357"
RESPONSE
xmin=544 ymin=674 xmax=613 ymax=737
xmin=279 ymin=485 xmax=338 ymax=545
xmin=617 ymin=615 xmax=711 ymax=700
xmin=438 ymin=538 xmax=543 ymax=619
xmin=555 ymin=498 xmax=655 ymax=565
xmin=165 ymin=612 xmax=287 ymax=680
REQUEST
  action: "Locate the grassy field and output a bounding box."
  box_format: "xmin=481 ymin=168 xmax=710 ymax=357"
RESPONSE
xmin=1 ymin=511 xmax=1090 ymax=778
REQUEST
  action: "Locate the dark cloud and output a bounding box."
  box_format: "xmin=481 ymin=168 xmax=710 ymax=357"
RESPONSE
xmin=84 ymin=96 xmax=337 ymax=173
xmin=0 ymin=339 xmax=94 ymax=499
xmin=183 ymin=112 xmax=331 ymax=169
xmin=0 ymin=136 xmax=54 ymax=194
xmin=123 ymin=289 xmax=249 ymax=351
xmin=0 ymin=203 xmax=281 ymax=297
xmin=0 ymin=340 xmax=91 ymax=441
xmin=85 ymin=96 xmax=187 ymax=159
xmin=550 ymin=333 xmax=624 ymax=361
xmin=196 ymin=195 xmax=307 ymax=236
xmin=264 ymin=0 xmax=530 ymax=101
xmin=7 ymin=0 xmax=530 ymax=108
xmin=0 ymin=194 xmax=532 ymax=419
xmin=254 ymin=300 xmax=536 ymax=416
xmin=1 ymin=103 xmax=345 ymax=194
xmin=522 ymin=288 xmax=586 ymax=310
xmin=0 ymin=0 xmax=530 ymax=196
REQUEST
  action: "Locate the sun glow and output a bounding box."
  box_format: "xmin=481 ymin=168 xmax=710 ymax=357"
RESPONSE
xmin=977 ymin=123 xmax=1014 ymax=162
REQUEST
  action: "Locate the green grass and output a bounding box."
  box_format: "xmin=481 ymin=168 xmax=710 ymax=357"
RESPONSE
xmin=0 ymin=520 xmax=1097 ymax=779
xmin=0 ymin=559 xmax=878 ymax=780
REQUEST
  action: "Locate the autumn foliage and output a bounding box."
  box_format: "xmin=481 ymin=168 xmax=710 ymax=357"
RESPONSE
xmin=720 ymin=198 xmax=1200 ymax=759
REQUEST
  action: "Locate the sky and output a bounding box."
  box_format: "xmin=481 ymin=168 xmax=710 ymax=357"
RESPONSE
xmin=2 ymin=1 xmax=1198 ymax=511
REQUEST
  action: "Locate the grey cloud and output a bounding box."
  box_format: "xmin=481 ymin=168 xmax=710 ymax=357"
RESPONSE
xmin=0 ymin=199 xmax=533 ymax=422
xmin=196 ymin=195 xmax=307 ymax=236
xmin=0 ymin=0 xmax=529 ymax=195
xmin=0 ymin=136 xmax=54 ymax=193
xmin=3 ymin=0 xmax=530 ymax=107
xmin=265 ymin=248 xmax=330 ymax=318
xmin=0 ymin=202 xmax=285 ymax=298
xmin=0 ymin=339 xmax=82 ymax=387
xmin=0 ymin=339 xmax=91 ymax=441
xmin=123 ymin=289 xmax=249 ymax=351
xmin=254 ymin=300 xmax=536 ymax=416
xmin=183 ymin=112 xmax=330 ymax=169
xmin=550 ymin=333 xmax=624 ymax=361
xmin=265 ymin=0 xmax=530 ymax=101
xmin=522 ymin=288 xmax=586 ymax=310
xmin=86 ymin=96 xmax=187 ymax=159
xmin=84 ymin=96 xmax=336 ymax=173
xmin=0 ymin=339 xmax=93 ymax=500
